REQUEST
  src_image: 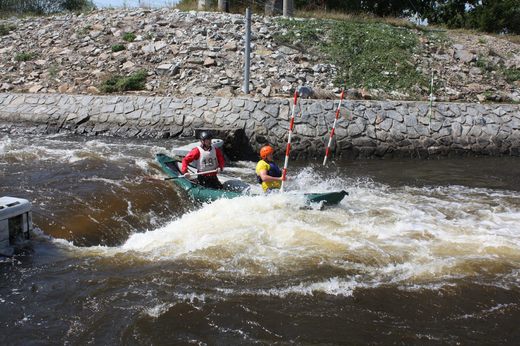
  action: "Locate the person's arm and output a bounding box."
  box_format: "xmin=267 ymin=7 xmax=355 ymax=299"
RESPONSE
xmin=215 ymin=148 xmax=225 ymax=172
xmin=258 ymin=169 xmax=284 ymax=182
xmin=181 ymin=148 xmax=200 ymax=174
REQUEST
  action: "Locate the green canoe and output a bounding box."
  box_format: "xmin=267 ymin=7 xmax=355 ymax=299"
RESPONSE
xmin=156 ymin=153 xmax=348 ymax=206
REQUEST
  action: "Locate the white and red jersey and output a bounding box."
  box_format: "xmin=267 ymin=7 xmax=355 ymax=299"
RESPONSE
xmin=181 ymin=144 xmax=225 ymax=176
xmin=196 ymin=145 xmax=218 ymax=172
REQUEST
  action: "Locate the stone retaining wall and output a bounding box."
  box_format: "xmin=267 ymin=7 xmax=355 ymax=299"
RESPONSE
xmin=1 ymin=93 xmax=519 ymax=159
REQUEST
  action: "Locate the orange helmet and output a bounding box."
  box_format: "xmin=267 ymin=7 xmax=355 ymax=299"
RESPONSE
xmin=260 ymin=145 xmax=274 ymax=159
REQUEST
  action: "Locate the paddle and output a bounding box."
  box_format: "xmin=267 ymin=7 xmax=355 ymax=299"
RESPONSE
xmin=164 ymin=169 xmax=219 ymax=180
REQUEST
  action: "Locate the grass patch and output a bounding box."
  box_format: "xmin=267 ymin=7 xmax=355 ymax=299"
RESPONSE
xmin=48 ymin=64 xmax=59 ymax=79
xmin=100 ymin=70 xmax=147 ymax=93
xmin=296 ymin=10 xmax=424 ymax=31
xmin=111 ymin=44 xmax=126 ymax=52
xmin=76 ymin=24 xmax=92 ymax=37
xmin=122 ymin=32 xmax=136 ymax=42
xmin=486 ymin=33 xmax=520 ymax=45
xmin=175 ymin=0 xmax=197 ymax=11
xmin=500 ymin=66 xmax=520 ymax=83
xmin=505 ymin=35 xmax=520 ymax=44
xmin=0 ymin=23 xmax=16 ymax=36
xmin=476 ymin=55 xmax=520 ymax=82
xmin=475 ymin=55 xmax=494 ymax=72
xmin=15 ymin=51 xmax=36 ymax=62
xmin=274 ymin=18 xmax=426 ymax=94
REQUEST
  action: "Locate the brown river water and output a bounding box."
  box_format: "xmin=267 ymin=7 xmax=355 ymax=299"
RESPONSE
xmin=1 ymin=133 xmax=520 ymax=344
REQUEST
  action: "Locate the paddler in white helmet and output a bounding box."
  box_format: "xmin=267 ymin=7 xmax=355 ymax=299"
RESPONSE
xmin=181 ymin=131 xmax=225 ymax=189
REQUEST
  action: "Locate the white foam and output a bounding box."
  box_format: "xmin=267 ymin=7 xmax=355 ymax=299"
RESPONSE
xmin=145 ymin=303 xmax=175 ymax=318
xmin=0 ymin=135 xmax=12 ymax=155
xmin=88 ymin=179 xmax=517 ymax=286
xmin=217 ymin=277 xmax=362 ymax=297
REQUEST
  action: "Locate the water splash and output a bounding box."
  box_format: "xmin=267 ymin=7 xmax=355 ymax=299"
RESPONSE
xmin=69 ymin=177 xmax=520 ymax=291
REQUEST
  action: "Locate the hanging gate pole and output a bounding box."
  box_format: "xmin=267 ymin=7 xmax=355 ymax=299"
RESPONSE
xmin=280 ymin=90 xmax=299 ymax=192
xmin=322 ymin=89 xmax=345 ymax=166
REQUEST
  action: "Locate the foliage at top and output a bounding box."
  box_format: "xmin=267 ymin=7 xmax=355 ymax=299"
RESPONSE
xmin=296 ymin=0 xmax=519 ymax=34
xmin=0 ymin=0 xmax=95 ymax=15
xmin=177 ymin=0 xmax=519 ymax=35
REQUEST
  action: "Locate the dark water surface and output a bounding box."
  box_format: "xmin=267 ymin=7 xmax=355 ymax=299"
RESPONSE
xmin=1 ymin=133 xmax=519 ymax=344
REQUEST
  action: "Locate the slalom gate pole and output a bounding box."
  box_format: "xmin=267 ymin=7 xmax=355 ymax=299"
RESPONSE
xmin=280 ymin=90 xmax=299 ymax=192
xmin=322 ymin=89 xmax=345 ymax=166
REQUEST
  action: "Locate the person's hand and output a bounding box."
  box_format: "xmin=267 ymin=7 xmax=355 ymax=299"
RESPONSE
xmin=183 ymin=172 xmax=191 ymax=179
xmin=218 ymin=167 xmax=223 ymax=173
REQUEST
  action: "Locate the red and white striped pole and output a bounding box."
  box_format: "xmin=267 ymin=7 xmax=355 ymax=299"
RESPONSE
xmin=280 ymin=90 xmax=299 ymax=192
xmin=322 ymin=89 xmax=345 ymax=166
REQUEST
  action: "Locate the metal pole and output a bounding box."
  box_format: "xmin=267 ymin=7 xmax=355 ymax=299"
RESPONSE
xmin=243 ymin=7 xmax=251 ymax=94
xmin=428 ymin=71 xmax=434 ymax=132
xmin=283 ymin=0 xmax=293 ymax=17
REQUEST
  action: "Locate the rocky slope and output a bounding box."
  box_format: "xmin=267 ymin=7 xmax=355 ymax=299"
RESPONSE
xmin=0 ymin=8 xmax=519 ymax=102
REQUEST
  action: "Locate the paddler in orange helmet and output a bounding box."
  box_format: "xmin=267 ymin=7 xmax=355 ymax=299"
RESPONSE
xmin=255 ymin=145 xmax=285 ymax=192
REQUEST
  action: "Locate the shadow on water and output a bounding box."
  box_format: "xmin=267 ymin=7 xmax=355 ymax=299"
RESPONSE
xmin=328 ymin=156 xmax=520 ymax=192
xmin=1 ymin=135 xmax=193 ymax=246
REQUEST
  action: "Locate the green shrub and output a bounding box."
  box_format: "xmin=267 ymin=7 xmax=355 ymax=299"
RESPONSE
xmin=122 ymin=32 xmax=136 ymax=42
xmin=76 ymin=24 xmax=92 ymax=37
xmin=0 ymin=24 xmax=16 ymax=36
xmin=15 ymin=52 xmax=36 ymax=62
xmin=48 ymin=64 xmax=59 ymax=79
xmin=501 ymin=67 xmax=520 ymax=83
xmin=111 ymin=44 xmax=126 ymax=52
xmin=475 ymin=55 xmax=493 ymax=72
xmin=100 ymin=70 xmax=147 ymax=93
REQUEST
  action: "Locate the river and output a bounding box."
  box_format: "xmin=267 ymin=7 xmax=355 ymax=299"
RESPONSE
xmin=1 ymin=132 xmax=519 ymax=344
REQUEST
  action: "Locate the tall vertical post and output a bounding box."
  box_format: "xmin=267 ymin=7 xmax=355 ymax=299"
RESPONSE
xmin=283 ymin=0 xmax=293 ymax=17
xmin=428 ymin=71 xmax=434 ymax=132
xmin=218 ymin=0 xmax=229 ymax=12
xmin=243 ymin=7 xmax=251 ymax=94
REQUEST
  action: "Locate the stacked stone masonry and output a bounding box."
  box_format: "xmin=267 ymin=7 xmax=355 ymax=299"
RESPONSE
xmin=1 ymin=93 xmax=519 ymax=158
